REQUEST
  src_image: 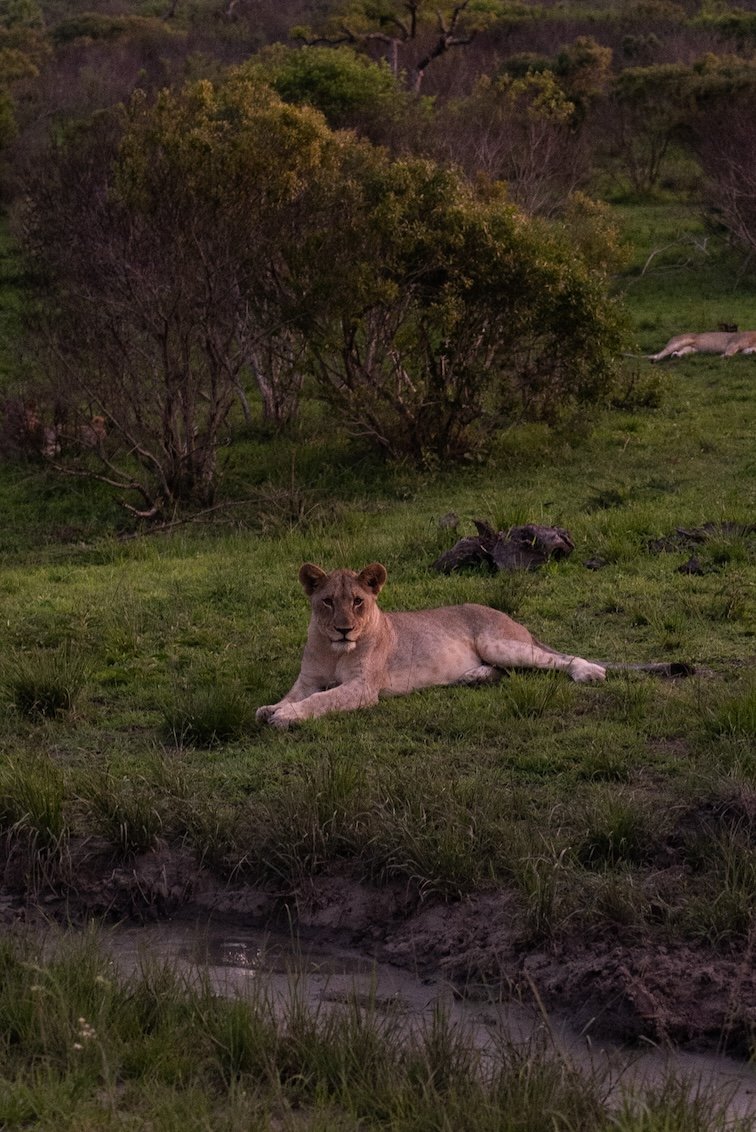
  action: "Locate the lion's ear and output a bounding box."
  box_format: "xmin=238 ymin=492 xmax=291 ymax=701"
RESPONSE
xmin=299 ymin=563 xmax=327 ymax=595
xmin=357 ymin=563 xmax=387 ymax=596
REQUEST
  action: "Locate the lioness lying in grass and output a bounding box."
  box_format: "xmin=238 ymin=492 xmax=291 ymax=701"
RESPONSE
xmin=256 ymin=563 xmax=606 ymax=729
xmin=649 ymin=330 xmax=756 ymax=362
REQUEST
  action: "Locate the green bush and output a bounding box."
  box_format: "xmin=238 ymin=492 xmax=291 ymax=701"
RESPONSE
xmin=306 ymin=159 xmax=626 ymax=467
xmin=244 ymin=44 xmax=418 ymax=139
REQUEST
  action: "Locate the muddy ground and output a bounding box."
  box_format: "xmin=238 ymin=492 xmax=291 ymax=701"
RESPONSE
xmin=2 ymin=841 xmax=754 ymax=1057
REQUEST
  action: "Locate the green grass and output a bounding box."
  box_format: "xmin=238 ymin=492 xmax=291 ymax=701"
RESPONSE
xmin=0 ymin=334 xmax=754 ymax=919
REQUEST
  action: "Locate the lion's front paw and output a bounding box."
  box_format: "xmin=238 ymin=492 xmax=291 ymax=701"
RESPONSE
xmin=256 ymin=704 xmax=278 ymax=724
xmin=569 ymin=660 xmax=606 ymax=684
xmin=267 ymin=704 xmax=301 ymax=730
xmin=257 ymin=702 xmax=302 ymax=729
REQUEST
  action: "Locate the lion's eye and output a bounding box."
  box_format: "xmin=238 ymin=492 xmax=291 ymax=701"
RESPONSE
xmin=322 ymin=598 xmax=333 ymax=609
xmin=353 ymin=597 xmax=363 ymax=608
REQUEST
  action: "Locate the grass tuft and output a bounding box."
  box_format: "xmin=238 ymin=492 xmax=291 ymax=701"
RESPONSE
xmin=577 ymin=792 xmax=657 ymax=869
xmin=82 ymin=771 xmax=166 ymax=858
xmin=163 ymin=679 xmax=252 ymax=747
xmin=2 ymin=645 xmax=89 ymax=718
xmin=703 ymin=680 xmax=756 ymax=740
xmin=499 ymin=672 xmax=570 ymax=720
xmin=0 ymin=756 xmax=66 ymax=843
xmin=0 ymin=756 xmax=69 ymax=892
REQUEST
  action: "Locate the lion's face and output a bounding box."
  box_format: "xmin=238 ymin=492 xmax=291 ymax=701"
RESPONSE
xmin=299 ymin=563 xmax=387 ymax=654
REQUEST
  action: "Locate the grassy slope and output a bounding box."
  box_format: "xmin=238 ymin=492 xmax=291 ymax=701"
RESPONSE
xmin=1 ymin=201 xmax=755 ymax=843
xmin=0 ymin=205 xmax=754 ymax=925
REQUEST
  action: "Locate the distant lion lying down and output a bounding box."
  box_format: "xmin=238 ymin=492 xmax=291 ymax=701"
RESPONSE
xmin=649 ymin=330 xmax=756 ymax=362
xmin=256 ymin=563 xmax=606 ymax=729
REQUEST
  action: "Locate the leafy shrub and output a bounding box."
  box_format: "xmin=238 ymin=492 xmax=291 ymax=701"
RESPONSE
xmin=245 ymin=45 xmax=418 ymax=142
xmin=20 ymin=80 xmax=341 ymax=514
xmin=307 ymin=160 xmax=626 ymax=467
xmin=20 ymin=70 xmax=625 ymax=502
xmin=51 ymin=14 xmax=177 ymax=46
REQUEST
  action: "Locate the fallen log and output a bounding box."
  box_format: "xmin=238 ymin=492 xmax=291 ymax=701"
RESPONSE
xmin=433 ymin=520 xmax=574 ymax=574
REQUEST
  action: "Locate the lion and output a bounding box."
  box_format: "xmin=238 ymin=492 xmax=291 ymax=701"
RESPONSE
xmin=256 ymin=563 xmax=607 ymax=729
xmin=649 ymin=330 xmax=756 ymax=363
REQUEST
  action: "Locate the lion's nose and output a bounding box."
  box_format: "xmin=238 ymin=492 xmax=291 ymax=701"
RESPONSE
xmin=335 ymin=626 xmax=354 ymax=637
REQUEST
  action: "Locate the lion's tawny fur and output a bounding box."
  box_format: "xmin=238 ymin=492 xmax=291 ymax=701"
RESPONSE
xmin=650 ymin=330 xmax=756 ymax=363
xmin=256 ymin=563 xmax=606 ymax=729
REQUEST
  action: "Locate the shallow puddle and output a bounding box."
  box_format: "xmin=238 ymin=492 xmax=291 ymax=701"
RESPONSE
xmin=106 ymin=918 xmax=756 ymax=1120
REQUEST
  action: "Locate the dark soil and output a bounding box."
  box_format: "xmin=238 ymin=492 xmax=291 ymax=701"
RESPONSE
xmin=3 ymin=844 xmax=754 ymax=1057
xmin=648 ymin=522 xmax=756 ymax=555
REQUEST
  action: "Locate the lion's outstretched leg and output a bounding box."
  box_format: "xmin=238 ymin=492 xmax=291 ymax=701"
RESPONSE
xmin=649 ymin=339 xmax=695 ymax=362
xmin=476 ymin=634 xmax=606 ymax=683
xmin=260 ymin=680 xmax=380 ymax=729
xmin=649 ymin=344 xmax=679 ymax=362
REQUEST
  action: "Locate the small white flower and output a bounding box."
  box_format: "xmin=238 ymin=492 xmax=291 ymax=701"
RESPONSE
xmin=75 ymin=1017 xmax=96 ymax=1041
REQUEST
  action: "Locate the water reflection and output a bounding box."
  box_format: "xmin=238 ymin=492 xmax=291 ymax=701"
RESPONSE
xmin=217 ymin=940 xmax=260 ymax=969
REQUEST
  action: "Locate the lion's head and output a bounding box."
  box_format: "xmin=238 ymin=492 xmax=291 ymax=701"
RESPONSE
xmin=299 ymin=563 xmax=387 ymax=653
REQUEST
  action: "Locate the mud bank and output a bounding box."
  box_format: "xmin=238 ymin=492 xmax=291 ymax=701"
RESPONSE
xmin=3 ymin=840 xmax=755 ymax=1059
